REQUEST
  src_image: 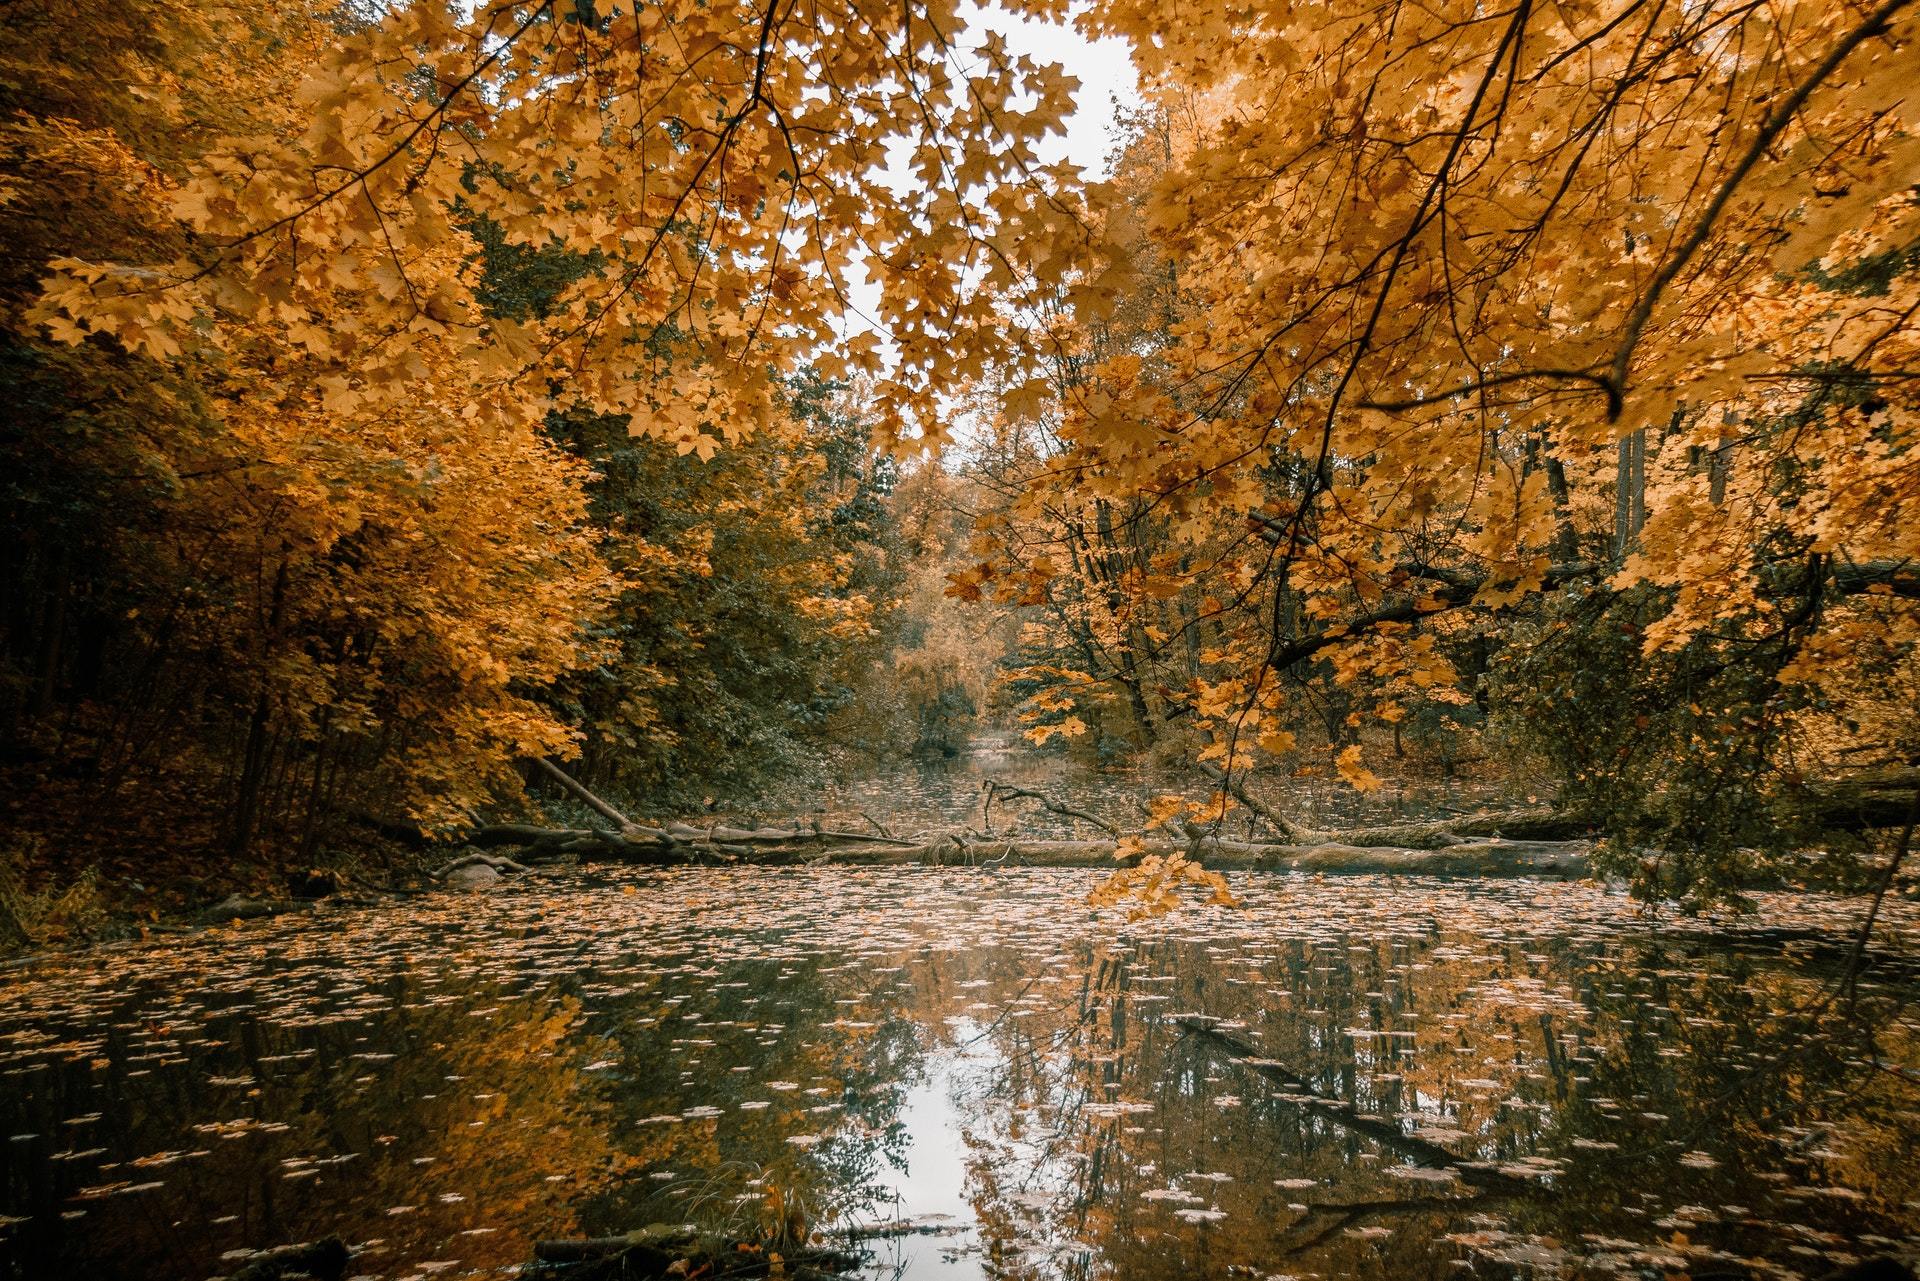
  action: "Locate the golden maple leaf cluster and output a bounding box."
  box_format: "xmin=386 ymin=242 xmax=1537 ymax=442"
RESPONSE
xmin=960 ymin=0 xmax=1919 ymax=823
xmin=33 ymin=0 xmax=1108 ymax=455
xmin=4 ymin=0 xmax=1102 ymax=853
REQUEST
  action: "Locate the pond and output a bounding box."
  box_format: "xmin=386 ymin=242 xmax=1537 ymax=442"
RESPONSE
xmin=2 ymin=868 xmax=1917 ymax=1281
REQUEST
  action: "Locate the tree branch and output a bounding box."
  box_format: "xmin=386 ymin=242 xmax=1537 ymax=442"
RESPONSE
xmin=1605 ymin=0 xmax=1915 ymax=413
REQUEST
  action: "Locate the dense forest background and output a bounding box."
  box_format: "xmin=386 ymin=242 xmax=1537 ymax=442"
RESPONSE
xmin=1 ymin=0 xmax=1916 ymax=940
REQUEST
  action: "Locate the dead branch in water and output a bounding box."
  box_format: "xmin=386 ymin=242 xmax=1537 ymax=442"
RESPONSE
xmin=981 ymin=780 xmax=1121 ymax=836
xmin=1176 ymin=1017 xmax=1536 ymax=1194
xmin=1194 ymin=761 xmax=1302 ymax=841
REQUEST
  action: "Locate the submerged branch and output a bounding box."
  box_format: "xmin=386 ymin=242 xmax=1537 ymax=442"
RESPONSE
xmin=1177 ymin=1017 xmax=1537 ymax=1194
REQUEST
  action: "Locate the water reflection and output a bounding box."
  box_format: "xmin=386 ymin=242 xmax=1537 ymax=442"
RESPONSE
xmin=1 ymin=870 xmax=1915 ymax=1280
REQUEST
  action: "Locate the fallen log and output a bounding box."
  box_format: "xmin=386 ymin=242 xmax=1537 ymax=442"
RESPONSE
xmin=1294 ymin=786 xmax=1915 ymax=847
xmin=455 ymin=822 xmax=1590 ymax=876
xmin=656 ymin=821 xmax=919 ymax=847
xmin=1292 ymin=819 xmax=1468 ymax=850
xmin=468 ymin=822 xmax=597 ymax=849
xmin=1315 ymin=785 xmax=1918 ymax=846
xmin=432 ymin=851 xmax=530 ymax=880
xmin=827 ymin=837 xmax=1587 ymax=876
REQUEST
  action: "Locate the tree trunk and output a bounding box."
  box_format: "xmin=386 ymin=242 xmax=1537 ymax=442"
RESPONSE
xmin=532 ymin=756 xmax=637 ymax=830
xmin=1628 ymin=426 xmax=1647 ymax=542
xmin=227 ymin=560 xmax=289 ymax=859
xmin=1708 ymin=420 xmax=1734 ymax=505
xmin=1545 ymin=452 xmax=1577 ymax=561
xmin=1613 ymin=430 xmax=1646 ymax=561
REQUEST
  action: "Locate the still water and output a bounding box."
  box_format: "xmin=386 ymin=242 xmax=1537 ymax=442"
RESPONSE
xmin=2 ymin=869 xmax=1916 ymax=1280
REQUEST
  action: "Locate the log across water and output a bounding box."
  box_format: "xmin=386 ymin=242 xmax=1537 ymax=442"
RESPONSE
xmin=461 ymin=759 xmax=1911 ymax=883
xmin=806 ymin=835 xmax=1590 ymax=876
xmin=458 ymin=820 xmax=1593 ymax=877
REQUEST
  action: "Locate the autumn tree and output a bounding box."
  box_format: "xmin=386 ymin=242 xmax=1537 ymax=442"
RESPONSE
xmin=3 ymin=0 xmax=1101 ymax=885
xmin=544 ymin=374 xmax=905 ymax=805
xmin=867 ymin=456 xmax=1017 ymax=755
xmin=960 ymin=0 xmax=1920 ymax=900
xmin=0 ymin=0 xmax=627 ymax=883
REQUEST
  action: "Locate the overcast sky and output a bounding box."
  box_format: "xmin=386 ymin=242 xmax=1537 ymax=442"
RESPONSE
xmin=959 ymin=0 xmax=1141 ymax=181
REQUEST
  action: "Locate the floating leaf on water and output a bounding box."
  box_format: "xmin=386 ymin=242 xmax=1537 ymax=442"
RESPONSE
xmin=1388 ymin=1166 xmax=1460 ymax=1183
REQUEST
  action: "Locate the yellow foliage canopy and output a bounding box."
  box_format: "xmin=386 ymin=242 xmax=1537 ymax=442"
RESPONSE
xmin=967 ymin=0 xmax=1919 ymax=805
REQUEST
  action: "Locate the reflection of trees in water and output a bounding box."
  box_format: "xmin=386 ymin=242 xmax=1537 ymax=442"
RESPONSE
xmin=564 ymin=951 xmax=922 ymax=1245
xmin=1 ymin=957 xmax=616 ymax=1280
xmin=1503 ymin=943 xmax=1920 ymax=1270
xmin=3 ymin=882 xmax=1915 ymax=1281
xmin=933 ymin=930 xmax=1920 ymax=1280
xmin=0 ymin=939 xmax=930 ymax=1280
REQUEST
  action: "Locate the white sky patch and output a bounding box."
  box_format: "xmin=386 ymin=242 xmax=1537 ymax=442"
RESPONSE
xmin=960 ymin=1 xmax=1140 ymax=181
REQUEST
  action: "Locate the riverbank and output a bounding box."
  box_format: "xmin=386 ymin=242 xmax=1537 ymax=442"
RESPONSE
xmin=1 ymin=831 xmax=1593 ymax=963
xmin=5 ymin=739 xmax=1908 ymax=957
